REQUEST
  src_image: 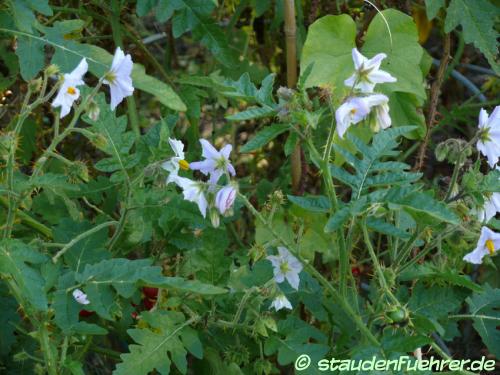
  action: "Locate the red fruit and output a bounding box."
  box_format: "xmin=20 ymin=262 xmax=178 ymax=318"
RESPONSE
xmin=142 ymin=287 xmax=159 ymax=299
xmin=79 ymin=309 xmax=94 ymax=317
xmin=143 ymin=298 xmax=156 ymax=311
xmin=351 ymin=267 xmax=361 ymax=277
xmin=131 ymin=311 xmax=139 ymax=320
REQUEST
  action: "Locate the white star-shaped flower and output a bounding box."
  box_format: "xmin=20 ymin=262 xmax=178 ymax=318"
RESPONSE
xmin=173 ymin=176 xmax=208 ymax=217
xmin=72 ymin=289 xmax=90 ymax=305
xmin=335 ymin=97 xmax=371 ymax=139
xmin=51 ymin=58 xmax=88 ymax=118
xmin=190 ymin=139 xmax=236 ymax=184
xmin=463 ymin=226 xmax=500 ymax=264
xmin=161 ymin=138 xmax=189 ymax=184
xmin=270 ymin=294 xmax=292 ymax=311
xmin=344 ymin=48 xmax=396 ymax=93
xmin=478 ymin=193 xmax=500 ymax=222
xmin=476 ymin=106 xmax=500 ymax=168
xmin=266 ymin=247 xmax=303 ymax=290
xmin=104 ymin=47 xmax=134 ymax=110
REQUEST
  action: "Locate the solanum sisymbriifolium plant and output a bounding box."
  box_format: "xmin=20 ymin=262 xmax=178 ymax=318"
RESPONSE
xmin=0 ymin=1 xmax=499 ymax=374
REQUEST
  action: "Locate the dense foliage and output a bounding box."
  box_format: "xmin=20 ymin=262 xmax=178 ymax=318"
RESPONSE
xmin=0 ymin=0 xmax=499 ymax=374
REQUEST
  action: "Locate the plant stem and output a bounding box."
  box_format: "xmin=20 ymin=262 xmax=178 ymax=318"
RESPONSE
xmin=39 ymin=322 xmax=58 ymax=375
xmin=0 ymin=197 xmax=53 ymax=238
xmin=361 ymin=220 xmax=399 ymax=305
xmin=239 ymin=193 xmax=379 ymax=345
xmin=52 ymin=221 xmax=118 ymax=263
xmin=318 ymin=100 xmax=349 ymax=296
xmin=414 ymin=33 xmax=451 ymax=170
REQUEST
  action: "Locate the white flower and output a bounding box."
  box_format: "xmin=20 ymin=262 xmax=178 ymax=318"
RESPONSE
xmin=335 ymin=97 xmax=371 ymax=139
xmin=72 ymin=289 xmax=90 ymax=305
xmin=51 ymin=58 xmax=88 ymax=118
xmin=266 ymin=247 xmax=303 ymax=290
xmin=215 ymin=185 xmax=237 ymax=215
xmin=463 ymin=226 xmax=500 ymax=264
xmin=190 ymin=139 xmax=236 ymax=184
xmin=476 ymin=107 xmax=500 ymax=168
xmin=365 ymin=94 xmax=391 ymax=132
xmin=162 ymin=138 xmax=189 ymax=184
xmin=174 ymin=176 xmax=208 ymax=217
xmin=270 ymin=294 xmax=292 ymax=311
xmin=478 ymin=193 xmax=500 ymax=222
xmin=344 ymin=48 xmax=396 ymax=93
xmin=103 ymin=47 xmax=134 ymax=110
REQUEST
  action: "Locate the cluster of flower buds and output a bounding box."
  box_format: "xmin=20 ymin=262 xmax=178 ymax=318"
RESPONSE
xmin=162 ymin=138 xmax=238 ymax=228
xmin=51 ymin=47 xmax=134 ymax=119
xmin=335 ymin=48 xmax=397 ymax=139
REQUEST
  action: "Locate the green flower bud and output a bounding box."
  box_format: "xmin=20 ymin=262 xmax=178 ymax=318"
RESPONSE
xmin=45 ymin=64 xmax=60 ymax=76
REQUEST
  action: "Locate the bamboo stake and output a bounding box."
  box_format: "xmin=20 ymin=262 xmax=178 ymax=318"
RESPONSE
xmin=284 ymin=0 xmax=302 ymax=194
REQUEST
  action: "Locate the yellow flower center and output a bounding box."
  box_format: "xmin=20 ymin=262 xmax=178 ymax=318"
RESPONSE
xmin=485 ymin=239 xmax=495 ymax=256
xmin=280 ymin=262 xmax=290 ymax=274
xmin=66 ymin=86 xmax=76 ymax=95
xmin=104 ymin=71 xmax=116 ymax=84
xmin=178 ymin=159 xmax=190 ymax=171
xmin=350 ymin=108 xmax=357 ymax=114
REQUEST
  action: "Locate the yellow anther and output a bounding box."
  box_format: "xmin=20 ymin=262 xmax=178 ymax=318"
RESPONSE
xmin=350 ymin=108 xmax=357 ymax=114
xmin=485 ymin=239 xmax=495 ymax=256
xmin=179 ymin=159 xmax=190 ymax=171
xmin=66 ymin=86 xmax=77 ymax=95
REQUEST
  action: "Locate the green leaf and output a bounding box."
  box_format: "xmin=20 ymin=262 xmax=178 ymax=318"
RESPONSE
xmin=138 ymin=0 xmax=236 ymax=67
xmin=114 ymin=311 xmax=202 ymax=375
xmin=0 ymin=239 xmax=48 ymax=311
xmin=399 ymin=264 xmax=482 ymax=292
xmin=0 ymin=289 xmax=20 ymax=356
xmin=366 ymin=217 xmax=410 ymax=240
xmin=425 ymin=0 xmax=445 ymax=20
xmin=388 ymin=191 xmax=459 ymax=225
xmin=225 ymin=106 xmax=276 ymax=121
xmin=381 ymin=331 xmax=432 ymax=352
xmin=287 ymin=195 xmax=331 ymax=213
xmin=83 ymin=93 xmax=138 ymax=181
xmin=466 ymin=284 xmax=500 ymax=357
xmin=53 ymin=271 xmax=108 ymax=335
xmin=240 ymin=124 xmax=289 ymax=152
xmin=408 ymin=282 xmax=465 ymax=320
xmin=444 ymin=0 xmax=500 ymax=74
xmin=300 ymin=15 xmax=356 ymax=93
xmin=53 ymin=219 xmax=111 ymax=273
xmin=324 ymin=206 xmax=351 ymax=233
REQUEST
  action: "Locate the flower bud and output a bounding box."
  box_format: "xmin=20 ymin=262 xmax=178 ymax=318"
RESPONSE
xmin=215 ymin=184 xmax=237 ymax=215
xmin=45 ymin=64 xmax=60 ymax=76
xmin=269 ymin=190 xmax=285 ymax=206
xmin=28 ymin=77 xmax=43 ymax=93
xmin=67 ymin=160 xmax=89 ymax=183
xmin=86 ymin=100 xmax=100 ymax=122
xmin=209 ymin=208 xmax=220 ymax=228
xmin=90 ymin=133 xmax=108 ymax=150
xmin=0 ymin=132 xmax=18 ymax=160
xmin=277 ymin=86 xmax=294 ymax=100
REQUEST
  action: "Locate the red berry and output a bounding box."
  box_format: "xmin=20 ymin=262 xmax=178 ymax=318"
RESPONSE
xmin=79 ymin=309 xmax=94 ymax=317
xmin=131 ymin=311 xmax=139 ymax=320
xmin=142 ymin=287 xmax=159 ymax=299
xmin=143 ymin=298 xmax=156 ymax=311
xmin=351 ymin=267 xmax=361 ymax=277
